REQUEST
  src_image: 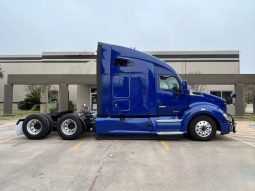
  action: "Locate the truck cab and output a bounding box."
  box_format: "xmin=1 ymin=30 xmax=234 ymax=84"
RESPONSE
xmin=96 ymin=42 xmax=235 ymax=141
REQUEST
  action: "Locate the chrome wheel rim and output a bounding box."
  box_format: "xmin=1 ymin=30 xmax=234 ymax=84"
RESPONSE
xmin=27 ymin=119 xmax=42 ymax=135
xmin=61 ymin=119 xmax=77 ymax=135
xmin=195 ymin=120 xmax=212 ymax=137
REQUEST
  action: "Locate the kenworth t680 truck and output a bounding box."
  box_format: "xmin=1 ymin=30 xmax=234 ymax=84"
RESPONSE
xmin=16 ymin=42 xmax=236 ymax=141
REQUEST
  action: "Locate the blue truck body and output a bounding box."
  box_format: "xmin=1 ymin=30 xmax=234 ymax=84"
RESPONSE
xmin=95 ymin=42 xmax=235 ymax=137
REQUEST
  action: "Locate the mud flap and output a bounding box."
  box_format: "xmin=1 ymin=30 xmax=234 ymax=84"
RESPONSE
xmin=15 ymin=121 xmax=24 ymax=136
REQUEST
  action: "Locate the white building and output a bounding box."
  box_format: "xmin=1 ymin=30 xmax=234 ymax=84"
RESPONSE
xmin=0 ymin=50 xmax=239 ymax=114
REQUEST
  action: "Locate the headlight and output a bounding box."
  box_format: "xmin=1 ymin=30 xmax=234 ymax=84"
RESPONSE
xmin=223 ymin=113 xmax=230 ymax=121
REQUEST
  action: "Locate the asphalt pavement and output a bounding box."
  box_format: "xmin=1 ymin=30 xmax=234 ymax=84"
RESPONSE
xmin=0 ymin=120 xmax=254 ymax=191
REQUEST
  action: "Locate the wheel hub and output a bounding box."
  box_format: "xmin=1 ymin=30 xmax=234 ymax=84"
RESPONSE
xmin=68 ymin=123 xmax=75 ymax=129
xmin=27 ymin=119 xmax=42 ymax=135
xmin=195 ymin=120 xmax=212 ymax=138
xmin=34 ymin=122 xmax=41 ymax=130
xmin=61 ymin=119 xmax=77 ymax=135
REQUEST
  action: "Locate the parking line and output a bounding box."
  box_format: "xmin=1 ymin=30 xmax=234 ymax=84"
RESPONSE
xmin=229 ymin=136 xmax=255 ymax=148
xmin=231 ymin=136 xmax=255 ymax=141
xmin=160 ymin=140 xmax=170 ymax=151
xmin=72 ymin=139 xmax=85 ymax=150
xmin=0 ymin=135 xmax=24 ymax=144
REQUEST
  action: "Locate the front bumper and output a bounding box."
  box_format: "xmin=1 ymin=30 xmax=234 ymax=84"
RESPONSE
xmin=227 ymin=114 xmax=236 ymax=133
xmin=220 ymin=114 xmax=236 ymax=135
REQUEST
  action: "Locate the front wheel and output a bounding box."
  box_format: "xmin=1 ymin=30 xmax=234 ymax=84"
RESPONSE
xmin=189 ymin=115 xmax=217 ymax=141
xmin=56 ymin=113 xmax=84 ymax=140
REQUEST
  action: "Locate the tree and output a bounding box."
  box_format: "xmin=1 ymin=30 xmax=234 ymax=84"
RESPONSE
xmin=18 ymin=85 xmax=52 ymax=111
xmin=26 ymin=85 xmax=53 ymax=112
xmin=24 ymin=85 xmax=52 ymax=104
xmin=189 ymin=83 xmax=206 ymax=92
xmin=0 ymin=66 xmax=3 ymax=79
xmin=188 ymin=71 xmax=206 ymax=92
xmin=17 ymin=88 xmax=41 ymax=110
xmin=245 ymin=85 xmax=255 ymax=104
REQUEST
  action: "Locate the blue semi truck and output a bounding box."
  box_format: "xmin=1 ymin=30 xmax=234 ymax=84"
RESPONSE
xmin=16 ymin=42 xmax=236 ymax=141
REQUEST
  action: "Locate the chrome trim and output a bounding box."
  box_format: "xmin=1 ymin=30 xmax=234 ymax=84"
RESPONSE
xmin=156 ymin=131 xmax=184 ymax=135
xmin=156 ymin=119 xmax=182 ymax=123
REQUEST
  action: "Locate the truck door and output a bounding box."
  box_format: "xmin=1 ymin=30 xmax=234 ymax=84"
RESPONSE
xmin=156 ymin=75 xmax=187 ymax=115
xmin=112 ymin=75 xmax=130 ymax=112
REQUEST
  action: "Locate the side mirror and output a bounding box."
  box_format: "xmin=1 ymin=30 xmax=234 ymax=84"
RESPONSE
xmin=182 ymin=80 xmax=189 ymax=95
xmin=231 ymin=93 xmax=236 ymax=98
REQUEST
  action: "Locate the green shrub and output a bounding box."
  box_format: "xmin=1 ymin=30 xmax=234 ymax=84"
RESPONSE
xmin=68 ymin=100 xmax=75 ymax=111
xmin=49 ymin=102 xmax=58 ymax=113
xmin=49 ymin=100 xmax=75 ymax=113
xmin=17 ymin=90 xmax=40 ymax=110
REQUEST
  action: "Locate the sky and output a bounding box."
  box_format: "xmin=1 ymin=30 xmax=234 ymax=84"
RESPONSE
xmin=0 ymin=0 xmax=254 ymax=73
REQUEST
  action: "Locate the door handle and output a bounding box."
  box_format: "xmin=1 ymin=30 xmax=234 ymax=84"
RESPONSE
xmin=159 ymin=105 xmax=166 ymax=108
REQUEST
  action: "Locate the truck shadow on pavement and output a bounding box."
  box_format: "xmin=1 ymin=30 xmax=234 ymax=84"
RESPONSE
xmin=89 ymin=132 xmax=236 ymax=142
xmin=35 ymin=131 xmax=236 ymax=142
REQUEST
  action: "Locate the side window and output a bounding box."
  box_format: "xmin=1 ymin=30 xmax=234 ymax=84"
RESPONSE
xmin=115 ymin=58 xmax=132 ymax=67
xmin=159 ymin=76 xmax=181 ymax=92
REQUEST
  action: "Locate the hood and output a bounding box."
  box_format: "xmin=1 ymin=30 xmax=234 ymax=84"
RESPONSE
xmin=190 ymin=92 xmax=227 ymax=112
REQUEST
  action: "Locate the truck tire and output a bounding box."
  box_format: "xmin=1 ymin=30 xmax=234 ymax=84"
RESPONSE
xmin=42 ymin=114 xmax=54 ymax=136
xmin=22 ymin=114 xmax=50 ymax=139
xmin=56 ymin=113 xmax=84 ymax=140
xmin=189 ymin=115 xmax=216 ymax=141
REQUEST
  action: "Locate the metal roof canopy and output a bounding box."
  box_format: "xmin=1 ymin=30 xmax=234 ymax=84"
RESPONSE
xmin=8 ymin=74 xmax=96 ymax=85
xmin=7 ymin=74 xmax=255 ymax=85
xmin=181 ymin=74 xmax=255 ymax=85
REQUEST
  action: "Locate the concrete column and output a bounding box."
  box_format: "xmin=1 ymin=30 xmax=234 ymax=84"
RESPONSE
xmin=58 ymin=84 xmax=68 ymax=111
xmin=235 ymin=84 xmax=245 ymax=116
xmin=40 ymin=89 xmax=48 ymax=113
xmin=253 ymin=90 xmax=255 ymax=114
xmin=77 ymin=85 xmax=90 ymax=111
xmin=3 ymin=84 xmax=13 ymax=116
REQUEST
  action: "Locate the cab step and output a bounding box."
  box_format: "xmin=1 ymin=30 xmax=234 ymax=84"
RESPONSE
xmin=156 ymin=131 xmax=184 ymax=135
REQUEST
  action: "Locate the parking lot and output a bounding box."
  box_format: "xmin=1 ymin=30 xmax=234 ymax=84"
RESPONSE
xmin=0 ymin=120 xmax=254 ymax=191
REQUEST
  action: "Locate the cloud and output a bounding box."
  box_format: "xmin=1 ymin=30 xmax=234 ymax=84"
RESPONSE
xmin=0 ymin=0 xmax=254 ymax=73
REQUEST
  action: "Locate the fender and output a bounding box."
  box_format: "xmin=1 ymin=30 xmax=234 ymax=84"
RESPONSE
xmin=181 ymin=102 xmax=227 ymax=133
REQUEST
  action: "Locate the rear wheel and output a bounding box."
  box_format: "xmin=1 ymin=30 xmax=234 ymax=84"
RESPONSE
xmin=56 ymin=113 xmax=84 ymax=140
xmin=22 ymin=114 xmax=50 ymax=139
xmin=42 ymin=114 xmax=54 ymax=136
xmin=189 ymin=115 xmax=216 ymax=141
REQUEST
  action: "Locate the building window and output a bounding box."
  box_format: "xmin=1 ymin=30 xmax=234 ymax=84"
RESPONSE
xmin=210 ymin=91 xmax=221 ymax=98
xmin=48 ymin=90 xmax=58 ymax=103
xmin=210 ymin=91 xmax=233 ymax=104
xmin=222 ymin=91 xmax=233 ymax=104
xmin=90 ymin=88 xmax=97 ymax=111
